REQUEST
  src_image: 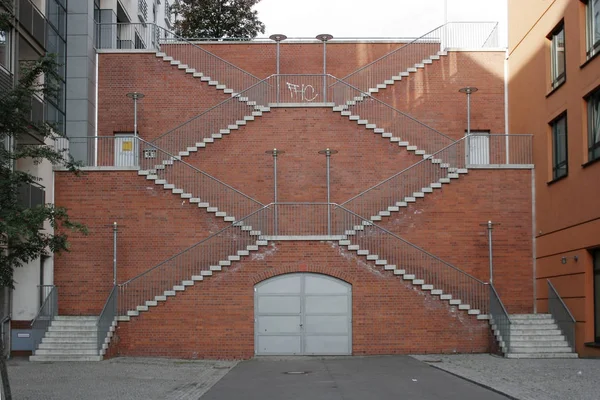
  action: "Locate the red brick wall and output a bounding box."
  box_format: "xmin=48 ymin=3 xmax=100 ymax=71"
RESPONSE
xmin=182 ymin=107 xmax=424 ymax=204
xmin=54 ymin=171 xmax=228 ymax=315
xmin=377 ymin=168 xmax=534 ymax=314
xmin=371 ymin=51 xmax=506 ymax=140
xmin=112 ymin=241 xmax=491 ymax=359
xmin=98 ymin=54 xmax=231 ymax=142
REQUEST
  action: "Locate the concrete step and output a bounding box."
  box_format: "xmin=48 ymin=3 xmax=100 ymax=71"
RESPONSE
xmin=54 ymin=316 xmax=98 ymax=321
xmin=51 ymin=320 xmax=97 ymax=327
xmin=510 ymin=314 xmax=554 ymax=320
xmin=42 ymin=337 xmax=97 ymax=344
xmin=510 ymin=323 xmax=559 ymax=330
xmin=510 ymin=328 xmax=563 ymax=335
xmin=509 ymin=346 xmax=574 ymax=354
xmin=47 ymin=325 xmax=97 ymax=332
xmin=34 ymin=348 xmax=99 ymax=355
xmin=506 ymin=352 xmax=578 ymax=359
xmin=505 ymin=340 xmax=570 ymax=347
xmin=30 ymin=355 xmax=103 ymax=362
xmin=45 ymin=331 xmax=97 ymax=338
xmin=38 ymin=343 xmax=98 ymax=350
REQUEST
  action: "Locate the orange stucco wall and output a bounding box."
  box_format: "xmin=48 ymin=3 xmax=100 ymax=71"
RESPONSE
xmin=508 ymin=0 xmax=600 ymax=356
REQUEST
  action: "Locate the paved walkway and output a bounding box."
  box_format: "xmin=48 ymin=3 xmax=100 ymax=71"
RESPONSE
xmin=7 ymin=354 xmax=600 ymax=399
xmin=7 ymin=357 xmax=237 ymax=400
xmin=412 ymin=354 xmax=600 ymax=400
xmin=201 ymin=356 xmax=509 ymax=400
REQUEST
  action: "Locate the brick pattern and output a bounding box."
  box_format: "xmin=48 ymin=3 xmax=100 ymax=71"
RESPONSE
xmin=372 ymin=51 xmax=506 ymax=140
xmin=111 ymin=242 xmax=491 ymax=359
xmin=377 ymin=169 xmax=534 ymax=314
xmin=54 ymin=171 xmax=228 ymax=315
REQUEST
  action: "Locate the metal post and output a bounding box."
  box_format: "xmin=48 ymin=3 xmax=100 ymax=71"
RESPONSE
xmin=270 ymin=34 xmax=287 ymax=104
xmin=319 ymin=148 xmax=338 ymax=235
xmin=316 ymin=34 xmax=333 ymax=103
xmin=126 ymin=92 xmax=144 ymax=166
xmin=480 ymin=220 xmax=499 ymax=283
xmin=458 ymin=87 xmax=478 ymax=136
xmin=113 ymin=222 xmax=117 ymax=285
xmin=266 ymin=149 xmax=284 ymax=235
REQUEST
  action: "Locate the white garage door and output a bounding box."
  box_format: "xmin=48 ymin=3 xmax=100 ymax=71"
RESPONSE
xmin=254 ymin=273 xmax=352 ymax=355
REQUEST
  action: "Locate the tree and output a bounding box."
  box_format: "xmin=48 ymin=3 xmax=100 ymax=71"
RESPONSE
xmin=0 ymin=55 xmax=86 ymax=290
xmin=173 ymin=0 xmax=266 ymax=39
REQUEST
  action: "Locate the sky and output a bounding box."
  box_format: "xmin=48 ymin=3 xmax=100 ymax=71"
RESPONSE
xmin=254 ymin=0 xmax=508 ymax=46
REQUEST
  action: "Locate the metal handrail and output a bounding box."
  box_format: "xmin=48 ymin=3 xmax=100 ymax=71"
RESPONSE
xmin=31 ymin=285 xmax=57 ymax=354
xmin=96 ymin=286 xmax=117 ymax=353
xmin=341 ymin=134 xmax=533 ymax=220
xmin=341 ymin=22 xmax=500 ymax=91
xmin=150 ymin=73 xmax=456 ymax=160
xmin=489 ymin=283 xmax=512 ymax=355
xmin=117 ymin=202 xmax=489 ymax=316
xmin=117 ymin=205 xmax=272 ymax=315
xmin=547 ymin=280 xmax=576 ymax=352
xmin=55 ymin=136 xmax=264 ymax=220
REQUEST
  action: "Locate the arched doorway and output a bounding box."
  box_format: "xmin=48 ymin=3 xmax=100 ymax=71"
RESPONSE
xmin=254 ymin=273 xmax=352 ymax=355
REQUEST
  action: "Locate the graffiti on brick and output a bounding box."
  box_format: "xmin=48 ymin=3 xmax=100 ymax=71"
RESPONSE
xmin=286 ymin=82 xmax=319 ymax=102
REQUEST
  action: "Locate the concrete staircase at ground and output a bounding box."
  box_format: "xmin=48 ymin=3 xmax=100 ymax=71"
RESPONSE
xmin=30 ymin=316 xmax=102 ymax=362
xmin=492 ymin=314 xmax=578 ymax=359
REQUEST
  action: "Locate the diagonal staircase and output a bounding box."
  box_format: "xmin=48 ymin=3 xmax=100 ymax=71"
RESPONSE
xmin=340 ymin=22 xmax=499 ymax=94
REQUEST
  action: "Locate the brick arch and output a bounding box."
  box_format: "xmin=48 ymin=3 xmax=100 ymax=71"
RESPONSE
xmin=251 ymin=264 xmax=355 ymax=286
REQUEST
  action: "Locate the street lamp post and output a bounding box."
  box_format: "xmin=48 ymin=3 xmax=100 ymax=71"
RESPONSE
xmin=318 ymin=148 xmax=338 ymax=235
xmin=269 ymin=34 xmax=287 ymax=103
xmin=265 ymin=149 xmax=284 ymax=235
xmin=480 ymin=220 xmax=500 ymax=283
xmin=126 ymin=92 xmax=145 ymax=137
xmin=458 ymin=86 xmax=478 ymax=136
xmin=316 ymin=34 xmax=333 ymax=103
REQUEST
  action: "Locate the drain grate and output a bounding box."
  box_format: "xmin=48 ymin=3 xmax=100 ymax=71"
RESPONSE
xmin=283 ymin=371 xmax=311 ymax=375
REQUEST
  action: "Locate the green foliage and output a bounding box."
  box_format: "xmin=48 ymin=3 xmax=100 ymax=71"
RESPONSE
xmin=173 ymin=0 xmax=266 ymax=39
xmin=0 ymin=54 xmax=86 ymax=288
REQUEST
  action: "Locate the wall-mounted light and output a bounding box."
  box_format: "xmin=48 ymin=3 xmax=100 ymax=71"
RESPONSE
xmin=561 ymin=255 xmax=579 ymax=264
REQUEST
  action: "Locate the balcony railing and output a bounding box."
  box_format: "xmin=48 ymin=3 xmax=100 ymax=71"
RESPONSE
xmin=138 ymin=0 xmax=148 ymax=23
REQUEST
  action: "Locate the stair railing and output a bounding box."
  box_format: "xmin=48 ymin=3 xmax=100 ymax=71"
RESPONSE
xmin=547 ymin=280 xmax=576 ymax=352
xmin=117 ymin=205 xmax=273 ymax=316
xmin=334 ymin=204 xmax=489 ymax=314
xmin=341 ymin=134 xmax=533 ymax=221
xmin=489 ymin=283 xmax=512 ymax=355
xmin=56 ymin=136 xmax=265 ymax=222
xmin=117 ymin=202 xmax=489 ymax=317
xmin=95 ymin=22 xmax=261 ymax=94
xmin=151 ymin=74 xmax=458 ymax=160
xmin=150 ymin=76 xmax=272 ymax=156
xmin=340 ymin=22 xmax=499 ymax=92
xmin=328 ymin=77 xmax=457 ymax=155
xmin=31 ymin=285 xmax=57 ymax=354
xmin=96 ymin=286 xmax=117 ymax=354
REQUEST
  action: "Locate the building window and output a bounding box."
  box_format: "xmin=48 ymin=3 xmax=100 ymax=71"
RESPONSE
xmin=0 ymin=29 xmax=10 ymax=72
xmin=587 ymin=0 xmax=600 ymax=58
xmin=549 ymin=24 xmax=566 ymax=89
xmin=589 ymin=89 xmax=600 ymax=162
xmin=551 ymin=114 xmax=568 ymax=180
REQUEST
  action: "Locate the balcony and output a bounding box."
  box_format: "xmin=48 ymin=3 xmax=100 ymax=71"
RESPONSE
xmin=18 ymin=181 xmax=46 ymax=209
xmin=18 ymin=0 xmax=47 ymax=47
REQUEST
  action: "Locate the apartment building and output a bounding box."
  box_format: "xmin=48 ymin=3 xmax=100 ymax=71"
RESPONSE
xmin=0 ymin=0 xmax=174 ymax=356
xmin=507 ymin=0 xmax=600 ymax=357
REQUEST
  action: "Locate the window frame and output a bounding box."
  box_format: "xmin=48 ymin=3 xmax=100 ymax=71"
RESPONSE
xmin=586 ymin=0 xmax=600 ymax=59
xmin=550 ymin=113 xmax=569 ymax=181
xmin=588 ymin=88 xmax=600 ymax=162
xmin=549 ymin=23 xmax=566 ymax=89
